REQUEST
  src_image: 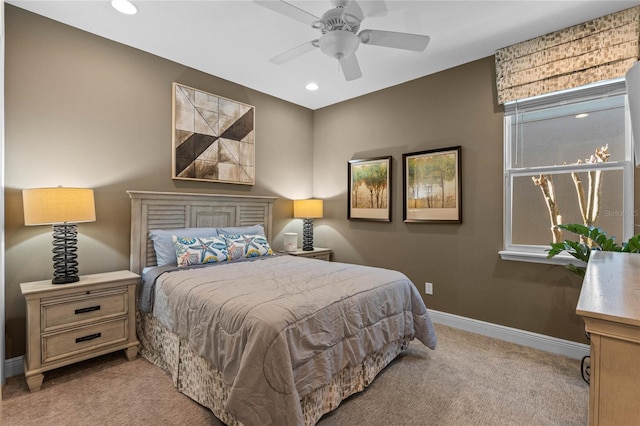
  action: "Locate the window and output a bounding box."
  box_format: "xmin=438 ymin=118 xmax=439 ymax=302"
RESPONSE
xmin=500 ymin=79 xmax=635 ymax=264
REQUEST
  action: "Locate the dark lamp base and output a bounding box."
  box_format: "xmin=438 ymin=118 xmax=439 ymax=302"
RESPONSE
xmin=52 ymin=275 xmax=80 ymax=285
xmin=302 ymin=218 xmax=314 ymax=251
xmin=51 ymin=223 xmax=80 ymax=285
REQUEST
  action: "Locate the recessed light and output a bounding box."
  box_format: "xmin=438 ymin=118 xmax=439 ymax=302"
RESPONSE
xmin=575 ymin=113 xmax=589 ymax=118
xmin=305 ymin=82 xmax=319 ymax=91
xmin=111 ymin=0 xmax=137 ymax=15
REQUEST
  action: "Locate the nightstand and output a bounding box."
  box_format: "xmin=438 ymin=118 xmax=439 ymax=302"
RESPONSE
xmin=20 ymin=270 xmax=140 ymax=392
xmin=286 ymin=247 xmax=332 ymax=261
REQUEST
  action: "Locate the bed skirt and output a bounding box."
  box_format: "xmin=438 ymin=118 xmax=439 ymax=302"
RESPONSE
xmin=136 ymin=311 xmax=410 ymax=425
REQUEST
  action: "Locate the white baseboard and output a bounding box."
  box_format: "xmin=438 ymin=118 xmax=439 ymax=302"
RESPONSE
xmin=5 ymin=355 xmax=24 ymax=378
xmin=428 ymin=309 xmax=590 ymax=360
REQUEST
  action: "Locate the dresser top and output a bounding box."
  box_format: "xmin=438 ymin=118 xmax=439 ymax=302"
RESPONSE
xmin=576 ymin=251 xmax=640 ymax=327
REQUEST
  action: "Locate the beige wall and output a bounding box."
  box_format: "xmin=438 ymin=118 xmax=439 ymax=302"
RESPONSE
xmin=313 ymin=56 xmax=640 ymax=344
xmin=4 ymin=5 xmax=640 ymax=359
xmin=4 ymin=6 xmax=313 ymax=358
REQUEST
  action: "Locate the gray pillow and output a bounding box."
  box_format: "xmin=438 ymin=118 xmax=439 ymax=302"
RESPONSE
xmin=217 ymin=224 xmax=265 ymax=237
xmin=149 ymin=227 xmax=219 ymax=266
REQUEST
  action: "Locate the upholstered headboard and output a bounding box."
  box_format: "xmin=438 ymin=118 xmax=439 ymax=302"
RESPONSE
xmin=128 ymin=190 xmax=276 ymax=275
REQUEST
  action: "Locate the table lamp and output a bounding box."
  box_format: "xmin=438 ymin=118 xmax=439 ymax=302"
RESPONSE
xmin=293 ymin=199 xmax=323 ymax=251
xmin=23 ymin=187 xmax=96 ymax=284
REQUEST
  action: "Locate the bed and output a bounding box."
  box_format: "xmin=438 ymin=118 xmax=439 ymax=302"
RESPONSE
xmin=128 ymin=190 xmax=437 ymax=425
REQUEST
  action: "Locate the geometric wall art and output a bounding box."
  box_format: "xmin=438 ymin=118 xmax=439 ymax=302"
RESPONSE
xmin=172 ymin=83 xmax=255 ymax=185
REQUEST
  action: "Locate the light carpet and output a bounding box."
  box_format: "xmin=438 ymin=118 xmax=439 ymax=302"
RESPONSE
xmin=2 ymin=324 xmax=588 ymax=425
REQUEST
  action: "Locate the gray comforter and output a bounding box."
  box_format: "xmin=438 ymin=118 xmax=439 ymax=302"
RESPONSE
xmin=145 ymin=255 xmax=437 ymax=425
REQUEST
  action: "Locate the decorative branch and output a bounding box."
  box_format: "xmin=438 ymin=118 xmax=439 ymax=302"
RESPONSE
xmin=570 ymin=145 xmax=609 ymax=246
xmin=532 ymin=174 xmax=562 ymax=243
xmin=532 ymin=145 xmax=610 ymax=246
xmin=571 ymin=160 xmax=587 ymax=225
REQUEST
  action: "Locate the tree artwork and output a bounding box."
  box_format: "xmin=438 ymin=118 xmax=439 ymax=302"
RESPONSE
xmin=407 ymin=152 xmax=457 ymax=209
xmin=351 ymin=161 xmax=388 ymax=208
xmin=403 ymin=147 xmax=461 ymax=223
xmin=348 ymin=157 xmax=392 ymax=222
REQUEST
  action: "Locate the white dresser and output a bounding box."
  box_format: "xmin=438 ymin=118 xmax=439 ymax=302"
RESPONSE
xmin=576 ymin=251 xmax=640 ymax=425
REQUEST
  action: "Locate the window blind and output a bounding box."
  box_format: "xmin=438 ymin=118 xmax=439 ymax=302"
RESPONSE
xmin=495 ymin=6 xmax=640 ymax=105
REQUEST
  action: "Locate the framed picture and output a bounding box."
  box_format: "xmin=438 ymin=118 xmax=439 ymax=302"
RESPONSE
xmin=172 ymin=82 xmax=255 ymax=185
xmin=403 ymin=146 xmax=461 ymax=223
xmin=348 ymin=156 xmax=392 ymax=222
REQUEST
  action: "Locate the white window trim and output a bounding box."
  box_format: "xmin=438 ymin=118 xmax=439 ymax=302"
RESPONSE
xmin=500 ymin=79 xmax=635 ymax=265
xmin=498 ymin=249 xmax=587 ymax=266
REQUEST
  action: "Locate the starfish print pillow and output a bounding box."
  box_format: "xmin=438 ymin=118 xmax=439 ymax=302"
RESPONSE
xmin=223 ymin=234 xmax=274 ymax=260
xmin=173 ymin=235 xmax=230 ymax=267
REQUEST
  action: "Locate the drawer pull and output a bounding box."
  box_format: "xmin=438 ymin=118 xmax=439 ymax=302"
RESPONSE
xmin=75 ymin=305 xmax=101 ymax=315
xmin=75 ymin=333 xmax=101 ymax=343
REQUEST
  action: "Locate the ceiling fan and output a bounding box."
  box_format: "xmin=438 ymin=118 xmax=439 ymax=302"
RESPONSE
xmin=255 ymin=0 xmax=430 ymax=81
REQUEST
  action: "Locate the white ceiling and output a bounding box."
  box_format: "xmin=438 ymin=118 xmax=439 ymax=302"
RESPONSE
xmin=8 ymin=0 xmax=640 ymax=110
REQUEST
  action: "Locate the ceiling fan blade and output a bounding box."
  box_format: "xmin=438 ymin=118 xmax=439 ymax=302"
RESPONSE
xmin=358 ymin=29 xmax=430 ymax=52
xmin=254 ymin=0 xmax=319 ymax=27
xmin=341 ymin=0 xmax=364 ymax=25
xmin=269 ymin=41 xmax=317 ymax=65
xmin=360 ymin=1 xmax=387 ymax=18
xmin=342 ymin=0 xmax=386 ymax=23
xmin=340 ymin=53 xmax=362 ymax=81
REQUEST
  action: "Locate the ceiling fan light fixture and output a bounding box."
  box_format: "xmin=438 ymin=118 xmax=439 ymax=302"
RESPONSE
xmin=319 ymin=30 xmax=360 ymax=61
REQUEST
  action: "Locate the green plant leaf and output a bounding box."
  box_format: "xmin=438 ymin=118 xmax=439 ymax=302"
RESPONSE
xmin=622 ymin=234 xmax=640 ymax=253
xmin=558 ymin=223 xmax=587 ymax=236
xmin=565 ymin=263 xmax=586 ymax=278
xmin=546 ymin=244 xmax=566 ymax=258
xmin=549 ymin=225 xmax=639 ymax=277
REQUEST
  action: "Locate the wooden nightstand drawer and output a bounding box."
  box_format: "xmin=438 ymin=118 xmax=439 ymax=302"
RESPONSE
xmin=42 ymin=318 xmax=128 ymax=364
xmin=303 ymin=252 xmax=331 ymax=261
xmin=42 ymin=288 xmax=128 ymax=332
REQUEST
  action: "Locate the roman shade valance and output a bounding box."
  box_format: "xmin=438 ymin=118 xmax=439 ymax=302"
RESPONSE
xmin=495 ymin=6 xmax=640 ymax=105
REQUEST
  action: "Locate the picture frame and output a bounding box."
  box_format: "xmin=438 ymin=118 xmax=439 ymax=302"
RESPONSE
xmin=403 ymin=146 xmax=462 ymax=223
xmin=348 ymin=156 xmax=392 ymax=222
xmin=172 ymin=82 xmax=255 ymax=185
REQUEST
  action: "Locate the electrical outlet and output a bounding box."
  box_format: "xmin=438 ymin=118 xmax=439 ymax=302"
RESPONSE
xmin=425 ymin=282 xmax=433 ymax=295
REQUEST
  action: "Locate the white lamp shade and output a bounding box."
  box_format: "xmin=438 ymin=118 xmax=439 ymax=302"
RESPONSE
xmin=23 ymin=187 xmax=96 ymax=225
xmin=293 ymin=199 xmax=323 ymax=219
